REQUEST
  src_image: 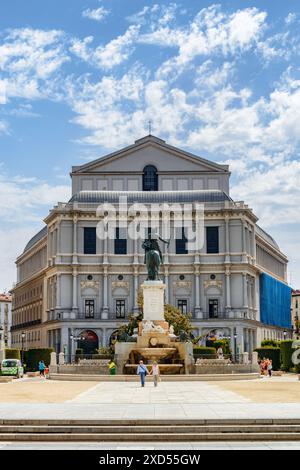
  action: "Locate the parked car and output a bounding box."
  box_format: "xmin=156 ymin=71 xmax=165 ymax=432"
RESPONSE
xmin=1 ymin=359 xmax=24 ymax=378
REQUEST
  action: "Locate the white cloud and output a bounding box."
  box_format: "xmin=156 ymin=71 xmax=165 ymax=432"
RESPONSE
xmin=0 ymin=28 xmax=69 ymax=102
xmin=139 ymin=5 xmax=267 ymax=80
xmin=82 ymin=6 xmax=110 ymax=22
xmin=285 ymin=12 xmax=297 ymax=25
xmin=70 ymin=25 xmax=140 ymax=69
xmin=0 ymin=170 xmax=70 ymax=223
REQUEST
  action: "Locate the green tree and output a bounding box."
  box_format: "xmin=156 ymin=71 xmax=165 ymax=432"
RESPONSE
xmin=164 ymin=303 xmax=193 ymax=338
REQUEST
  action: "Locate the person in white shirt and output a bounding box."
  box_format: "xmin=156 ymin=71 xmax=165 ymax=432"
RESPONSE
xmin=150 ymin=361 xmax=160 ymax=387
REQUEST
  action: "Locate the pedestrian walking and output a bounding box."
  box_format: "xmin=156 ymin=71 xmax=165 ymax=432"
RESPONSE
xmin=267 ymin=359 xmax=273 ymax=377
xmin=150 ymin=361 xmax=160 ymax=387
xmin=137 ymin=360 xmax=149 ymax=387
xmin=38 ymin=360 xmax=45 ymax=378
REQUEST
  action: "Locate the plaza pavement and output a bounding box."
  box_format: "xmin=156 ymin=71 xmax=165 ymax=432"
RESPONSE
xmin=0 ymin=376 xmax=299 ymax=421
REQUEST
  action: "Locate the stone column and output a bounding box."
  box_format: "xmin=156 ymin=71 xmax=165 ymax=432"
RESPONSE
xmin=102 ymin=329 xmax=107 ymax=348
xmin=251 ymin=224 xmax=256 ymax=262
xmin=249 ymin=329 xmax=254 ymax=353
xmin=60 ymin=326 xmax=69 ymax=355
xmin=225 ymin=268 xmax=231 ymax=311
xmin=101 ymin=235 xmax=109 ymax=319
xmin=243 ymin=273 xmax=248 ymax=308
xmin=73 ymin=215 xmax=78 ymax=265
xmin=71 ymin=269 xmax=78 ymax=319
xmin=56 ymin=217 xmax=61 ymax=263
xmin=164 ymin=266 xmax=169 ymax=305
xmin=225 ymin=215 xmax=230 ymax=263
xmin=101 ymin=270 xmax=109 ymax=319
xmin=242 ymin=221 xmax=247 ymax=263
xmin=56 ymin=273 xmax=61 ymax=309
xmin=194 ymin=272 xmax=201 ymax=318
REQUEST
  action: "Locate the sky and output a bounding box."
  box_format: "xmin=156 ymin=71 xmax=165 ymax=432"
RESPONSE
xmin=0 ymin=0 xmax=300 ymax=291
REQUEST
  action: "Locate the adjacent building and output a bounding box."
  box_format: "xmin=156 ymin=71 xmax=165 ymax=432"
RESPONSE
xmin=11 ymin=135 xmax=292 ymax=358
xmin=0 ymin=293 xmax=12 ymax=348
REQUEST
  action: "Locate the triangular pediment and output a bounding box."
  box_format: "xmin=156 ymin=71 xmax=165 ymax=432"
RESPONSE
xmin=72 ymin=135 xmax=229 ymax=174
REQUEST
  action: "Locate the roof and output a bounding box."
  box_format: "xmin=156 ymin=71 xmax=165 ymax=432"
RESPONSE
xmin=256 ymin=225 xmax=280 ymax=250
xmin=0 ymin=293 xmax=12 ymax=302
xmin=23 ymin=226 xmax=47 ymax=253
xmin=69 ymin=190 xmax=232 ymax=204
xmin=71 ymin=135 xmax=229 ymax=174
xmin=292 ymin=290 xmax=300 ymax=295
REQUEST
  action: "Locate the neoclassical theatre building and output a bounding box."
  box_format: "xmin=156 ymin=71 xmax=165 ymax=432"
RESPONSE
xmin=11 ymin=135 xmax=292 ymax=357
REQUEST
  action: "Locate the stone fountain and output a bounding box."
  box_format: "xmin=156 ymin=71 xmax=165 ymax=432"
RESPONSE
xmin=115 ymin=280 xmax=194 ymax=375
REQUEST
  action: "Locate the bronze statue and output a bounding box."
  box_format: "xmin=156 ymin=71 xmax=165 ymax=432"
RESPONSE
xmin=142 ymin=232 xmax=170 ymax=280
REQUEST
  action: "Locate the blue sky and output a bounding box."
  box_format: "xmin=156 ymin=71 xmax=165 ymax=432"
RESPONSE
xmin=0 ymin=0 xmax=300 ymax=290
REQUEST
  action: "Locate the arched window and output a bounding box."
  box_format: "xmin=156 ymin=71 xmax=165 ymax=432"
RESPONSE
xmin=143 ymin=165 xmax=158 ymax=191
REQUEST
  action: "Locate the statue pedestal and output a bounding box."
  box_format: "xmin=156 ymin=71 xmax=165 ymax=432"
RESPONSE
xmin=141 ymin=280 xmax=165 ymax=321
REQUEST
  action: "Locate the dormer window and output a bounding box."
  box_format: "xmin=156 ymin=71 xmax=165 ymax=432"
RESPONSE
xmin=143 ymin=165 xmax=158 ymax=191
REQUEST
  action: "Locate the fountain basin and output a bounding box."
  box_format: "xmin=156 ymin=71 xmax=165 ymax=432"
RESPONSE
xmin=133 ymin=347 xmax=177 ymax=360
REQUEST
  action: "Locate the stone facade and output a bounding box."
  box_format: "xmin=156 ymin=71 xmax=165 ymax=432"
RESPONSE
xmin=0 ymin=293 xmax=12 ymax=348
xmin=11 ymin=136 xmax=291 ymax=357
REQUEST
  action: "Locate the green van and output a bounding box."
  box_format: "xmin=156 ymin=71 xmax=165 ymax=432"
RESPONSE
xmin=1 ymin=359 xmax=24 ymax=378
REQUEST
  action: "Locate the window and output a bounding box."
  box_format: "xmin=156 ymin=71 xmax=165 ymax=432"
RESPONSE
xmin=177 ymin=299 xmax=188 ymax=315
xmin=114 ymin=227 xmax=127 ymax=254
xmin=143 ymin=165 xmax=158 ymax=191
xmin=84 ymin=227 xmax=96 ymax=254
xmin=85 ymin=300 xmax=95 ymax=318
xmin=176 ymin=227 xmax=188 ymax=254
xmin=116 ymin=299 xmax=126 ymax=319
xmin=209 ymin=299 xmax=219 ymax=318
xmin=206 ymin=226 xmax=219 ymax=254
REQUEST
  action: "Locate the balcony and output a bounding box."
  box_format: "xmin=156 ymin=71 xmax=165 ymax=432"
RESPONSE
xmin=192 ymin=310 xmax=257 ymax=321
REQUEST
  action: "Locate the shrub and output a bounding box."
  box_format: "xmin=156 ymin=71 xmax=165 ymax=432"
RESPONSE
xmin=4 ymin=348 xmax=21 ymax=360
xmin=208 ymin=339 xmax=231 ymax=356
xmin=193 ymin=347 xmax=217 ymax=359
xmin=280 ymin=340 xmax=294 ymax=371
xmin=254 ymin=347 xmax=281 ymax=371
xmin=261 ymin=339 xmax=280 ymax=348
xmin=24 ymin=348 xmax=54 ymax=371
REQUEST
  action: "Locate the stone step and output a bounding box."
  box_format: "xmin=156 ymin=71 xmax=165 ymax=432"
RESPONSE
xmin=1 ymin=420 xmax=300 ymax=441
xmin=1 ymin=424 xmax=300 ymax=434
xmin=1 ymin=418 xmax=300 ymax=425
xmin=1 ymin=432 xmax=300 ymax=442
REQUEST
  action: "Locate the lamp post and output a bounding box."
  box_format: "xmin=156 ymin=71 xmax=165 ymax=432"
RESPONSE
xmin=0 ymin=326 xmax=4 ymax=351
xmin=21 ymin=332 xmax=26 ymax=365
xmin=70 ymin=335 xmax=85 ymax=362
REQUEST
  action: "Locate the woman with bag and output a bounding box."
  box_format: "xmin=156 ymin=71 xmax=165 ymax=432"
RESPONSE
xmin=137 ymin=360 xmax=149 ymax=387
xmin=150 ymin=361 xmax=160 ymax=387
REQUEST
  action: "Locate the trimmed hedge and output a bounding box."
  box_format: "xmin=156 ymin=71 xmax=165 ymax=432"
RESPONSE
xmin=4 ymin=348 xmax=21 ymax=360
xmin=254 ymin=347 xmax=280 ymax=371
xmin=261 ymin=339 xmax=280 ymax=348
xmin=24 ymin=348 xmax=54 ymax=371
xmin=193 ymin=347 xmax=217 ymax=358
xmin=280 ymin=340 xmax=294 ymax=371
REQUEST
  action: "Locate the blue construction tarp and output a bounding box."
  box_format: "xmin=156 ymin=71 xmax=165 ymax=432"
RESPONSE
xmin=260 ymin=273 xmax=292 ymax=328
